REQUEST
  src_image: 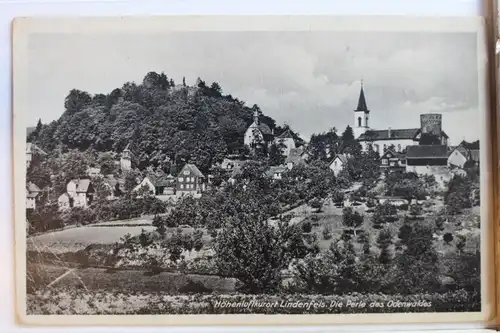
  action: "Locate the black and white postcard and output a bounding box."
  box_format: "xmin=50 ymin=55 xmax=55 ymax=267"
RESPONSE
xmin=12 ymin=16 xmax=494 ymax=326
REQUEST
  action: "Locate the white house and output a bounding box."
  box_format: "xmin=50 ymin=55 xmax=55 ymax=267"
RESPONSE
xmin=447 ymin=146 xmax=470 ymax=169
xmin=265 ymin=166 xmax=287 ymax=180
xmin=274 ymin=129 xmax=296 ymax=156
xmin=285 ymin=147 xmax=307 ymax=170
xmin=57 ymin=193 xmax=71 ymax=211
xmin=26 ymin=142 xmax=47 ymax=168
xmin=86 ymin=167 xmax=101 ymax=178
xmin=66 ymin=179 xmax=94 ymax=208
xmin=405 ymin=145 xmax=452 ymax=187
xmin=26 ymin=182 xmax=42 ymax=210
xmin=329 ymin=154 xmax=349 ymax=176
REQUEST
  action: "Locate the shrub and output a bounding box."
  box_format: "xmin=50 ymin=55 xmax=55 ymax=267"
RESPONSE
xmin=322 ymin=226 xmax=332 ymax=240
xmin=301 ymin=221 xmax=312 ymax=233
xmin=443 ymin=233 xmax=454 ymax=245
xmin=309 ymin=198 xmax=323 ymax=212
xmin=193 ymin=229 xmax=204 ymax=251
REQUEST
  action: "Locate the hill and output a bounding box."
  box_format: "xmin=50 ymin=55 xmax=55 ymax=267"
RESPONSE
xmin=27 ymin=73 xmax=284 ymax=173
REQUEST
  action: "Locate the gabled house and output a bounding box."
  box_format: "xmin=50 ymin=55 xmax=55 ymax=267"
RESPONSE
xmin=66 ymin=179 xmax=95 ymax=208
xmin=219 ymin=158 xmax=245 ymax=171
xmin=380 ymin=149 xmax=406 ymax=170
xmin=405 ymin=145 xmax=451 ymax=186
xmin=265 ymin=165 xmax=287 ymax=180
xmin=26 ymin=182 xmax=42 ymax=210
xmin=274 ymin=129 xmax=296 ymax=156
xmin=26 ymin=142 xmax=47 ymax=168
xmin=285 ymin=147 xmax=307 ymax=170
xmin=447 ymin=146 xmax=470 ymax=169
xmin=57 ymin=193 xmax=72 ymax=211
xmin=86 ymin=167 xmax=101 ymax=178
xmin=133 ymin=173 xmax=173 ymax=196
xmin=329 ymin=154 xmax=349 ymax=177
xmin=176 ymin=164 xmax=205 ymax=196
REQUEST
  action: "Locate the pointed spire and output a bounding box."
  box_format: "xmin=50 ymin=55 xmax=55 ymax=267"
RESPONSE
xmin=355 ymin=80 xmax=369 ymax=112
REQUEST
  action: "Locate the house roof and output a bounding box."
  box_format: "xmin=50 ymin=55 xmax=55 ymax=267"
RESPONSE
xmin=220 ymin=158 xmax=244 ymax=169
xmin=286 ymin=147 xmax=306 ymax=164
xmin=406 ymin=145 xmax=449 ymax=159
xmin=332 ymin=153 xmax=349 ymax=165
xmin=276 ymin=129 xmax=294 ymax=139
xmin=70 ymin=179 xmax=92 ymax=192
xmin=179 ymin=163 xmax=205 ymax=178
xmin=265 ymin=166 xmax=287 ymax=178
xmin=27 ymin=182 xmax=41 ymax=193
xmin=381 ymin=149 xmax=405 ymax=159
xmin=58 ymin=193 xmax=70 ymax=200
xmin=355 ymin=85 xmax=369 ymax=112
xmin=145 ymin=173 xmax=172 ymax=187
xmin=257 ymin=123 xmax=273 ymax=136
xmin=448 ymin=146 xmax=470 ymax=158
xmin=26 ymin=142 xmax=47 ymax=155
xmin=470 ymin=149 xmax=480 ymax=162
xmin=358 ymin=128 xmax=420 ymax=141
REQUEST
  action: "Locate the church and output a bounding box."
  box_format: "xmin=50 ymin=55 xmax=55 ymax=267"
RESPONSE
xmin=352 ymin=82 xmax=448 ymax=156
xmin=244 ymin=110 xmax=274 ymax=149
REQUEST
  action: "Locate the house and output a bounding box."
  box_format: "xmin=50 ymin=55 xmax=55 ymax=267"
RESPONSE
xmin=447 ymin=146 xmax=470 ymax=169
xmin=469 ymin=149 xmax=480 ymax=166
xmin=26 ymin=182 xmax=43 ymax=210
xmin=377 ymin=196 xmax=409 ymax=207
xmin=133 ymin=173 xmax=173 ymax=196
xmin=176 ymin=164 xmax=205 ymax=196
xmin=405 ymin=145 xmax=451 ymax=186
xmin=274 ymin=129 xmax=296 ymax=156
xmin=285 ymin=147 xmax=307 ymax=170
xmin=354 ymin=82 xmax=448 ymax=156
xmin=26 ymin=142 xmax=47 ymax=168
xmin=86 ymin=167 xmax=101 ymax=178
xmin=66 ymin=179 xmax=95 ymax=208
xmin=265 ymin=166 xmax=287 ymax=180
xmin=219 ymin=158 xmax=245 ymax=171
xmin=244 ymin=110 xmax=275 ymax=149
xmin=380 ymin=149 xmax=406 ymax=171
xmin=329 ymin=154 xmax=349 ymax=176
xmin=57 ymin=193 xmax=72 ymax=211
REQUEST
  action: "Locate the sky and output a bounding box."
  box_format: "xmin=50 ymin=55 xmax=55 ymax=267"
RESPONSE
xmin=26 ymin=31 xmax=481 ymax=144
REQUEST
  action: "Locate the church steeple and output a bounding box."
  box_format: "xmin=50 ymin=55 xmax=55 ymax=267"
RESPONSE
xmin=355 ymin=80 xmax=369 ymax=113
xmin=353 ymin=80 xmax=370 ymax=139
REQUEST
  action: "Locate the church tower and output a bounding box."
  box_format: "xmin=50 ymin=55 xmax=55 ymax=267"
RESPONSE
xmin=353 ymin=81 xmax=370 ymax=139
xmin=120 ymin=144 xmax=132 ymax=172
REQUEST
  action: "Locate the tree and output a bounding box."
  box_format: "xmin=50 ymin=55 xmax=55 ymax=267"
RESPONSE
xmin=342 ymin=207 xmax=364 ymax=236
xmin=395 ymin=224 xmax=439 ymax=293
xmin=397 ymin=224 xmax=412 ymax=245
xmin=193 ymin=229 xmax=204 ymax=251
xmin=358 ymin=232 xmax=371 ymax=255
xmin=64 ymin=89 xmax=92 ymax=114
xmin=443 ymin=232 xmax=454 ymax=245
xmin=376 ymin=228 xmax=392 ymax=264
xmin=214 ymin=212 xmax=296 ymax=293
xmin=309 ymin=197 xmax=323 ymax=213
xmin=152 ymin=215 xmax=166 ymax=236
xmin=268 ymin=142 xmax=286 ymax=166
xmin=456 ymin=234 xmax=466 ymax=254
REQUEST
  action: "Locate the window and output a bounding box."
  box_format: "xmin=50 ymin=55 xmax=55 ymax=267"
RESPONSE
xmin=374 ymin=144 xmax=379 ymax=153
xmin=382 ymin=159 xmax=388 ymax=165
xmin=191 ymin=177 xmax=195 ymax=182
xmin=358 ymin=117 xmax=362 ymax=127
xmin=365 ymin=117 xmax=368 ymax=127
xmin=178 ymin=177 xmax=183 ymax=182
xmin=183 ymin=170 xmax=190 ymax=175
xmin=180 ymin=184 xmax=184 ymax=189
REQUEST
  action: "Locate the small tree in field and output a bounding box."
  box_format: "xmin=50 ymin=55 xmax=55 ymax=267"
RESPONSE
xmin=377 ymin=228 xmax=392 ymax=264
xmin=214 ymin=211 xmax=296 ymax=293
xmin=456 ymin=234 xmax=466 ymax=254
xmin=342 ymin=207 xmax=364 ymax=236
